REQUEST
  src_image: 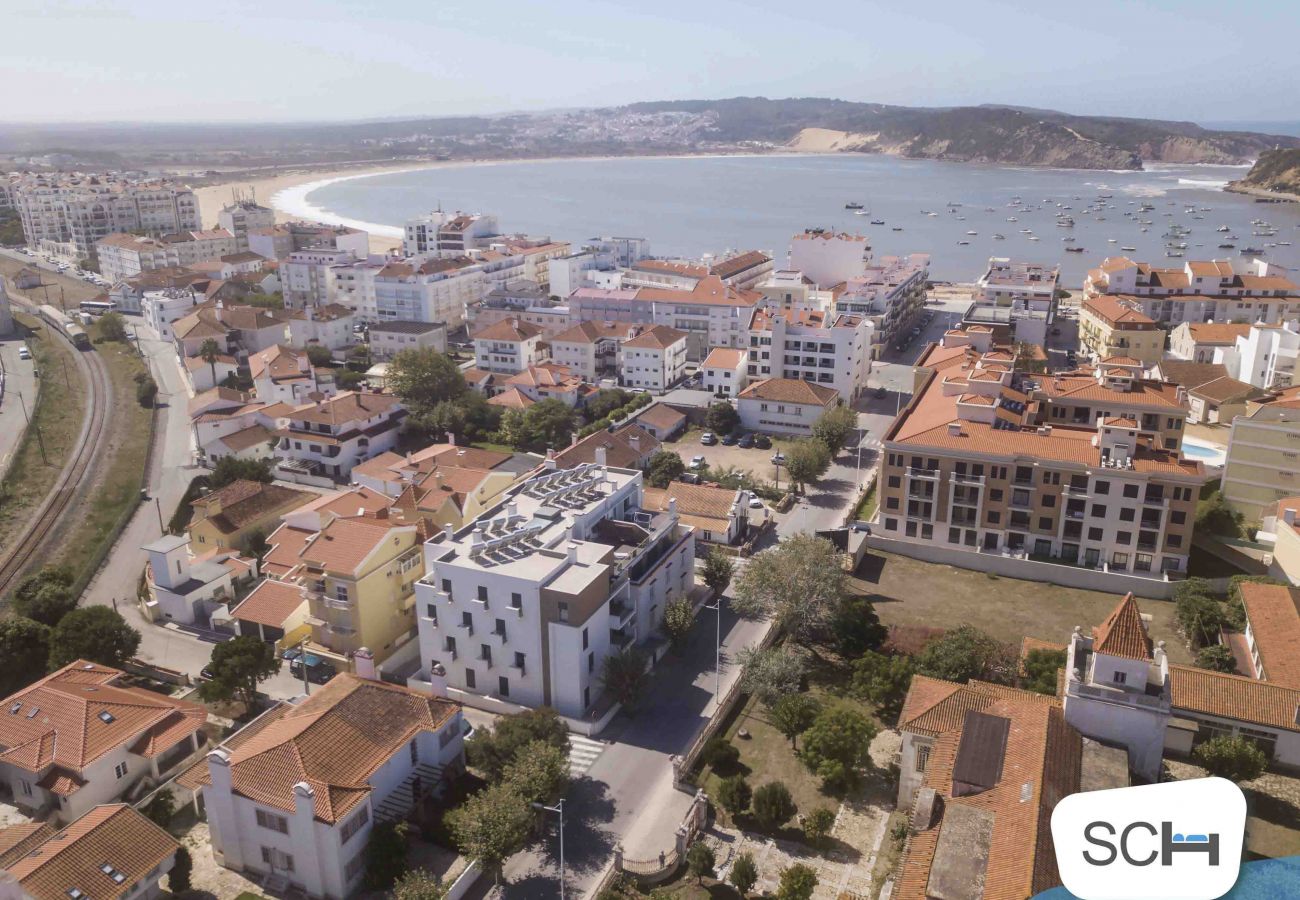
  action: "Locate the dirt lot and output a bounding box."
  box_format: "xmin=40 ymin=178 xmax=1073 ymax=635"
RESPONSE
xmin=664 ymin=427 xmax=799 ymax=487
xmin=849 ymin=550 xmax=1193 ymax=663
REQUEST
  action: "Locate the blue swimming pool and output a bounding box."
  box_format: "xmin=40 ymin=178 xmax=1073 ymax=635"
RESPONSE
xmin=1182 ymin=439 xmax=1225 ymax=462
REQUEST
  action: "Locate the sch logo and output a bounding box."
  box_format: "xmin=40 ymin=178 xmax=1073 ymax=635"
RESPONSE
xmin=1051 ymin=778 xmax=1245 ymax=900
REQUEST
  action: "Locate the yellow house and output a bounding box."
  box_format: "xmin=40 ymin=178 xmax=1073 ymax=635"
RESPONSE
xmin=1078 ymin=294 xmax=1166 ymax=366
xmin=1222 ymin=390 xmax=1300 ymax=522
xmin=188 ymin=479 xmax=314 ymax=552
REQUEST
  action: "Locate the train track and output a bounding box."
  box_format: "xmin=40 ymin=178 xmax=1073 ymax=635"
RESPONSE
xmin=0 ymin=307 xmax=112 ymax=595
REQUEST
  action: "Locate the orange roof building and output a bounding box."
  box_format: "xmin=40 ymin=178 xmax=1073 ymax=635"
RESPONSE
xmin=736 ymin=377 xmax=839 ymax=434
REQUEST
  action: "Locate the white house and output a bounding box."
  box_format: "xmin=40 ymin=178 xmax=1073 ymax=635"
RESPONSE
xmin=547 ymin=321 xmax=643 ymax=382
xmin=141 ymin=288 xmax=203 ymax=342
xmin=1215 ymin=321 xmax=1300 ymax=390
xmin=787 ymin=231 xmax=872 ymax=288
xmin=1168 ymin=321 xmax=1254 ymax=363
xmin=735 ymin=378 xmax=839 ymax=435
xmin=701 ymin=348 xmax=749 ymax=396
xmin=472 ymin=317 xmax=548 ymax=375
xmin=617 ymin=324 xmax=688 ymax=392
xmin=746 ymin=306 xmax=873 ymax=402
xmin=0 ymin=662 xmax=206 ymax=824
xmin=249 ymin=344 xmax=338 ymax=406
xmin=369 ymin=321 xmax=447 ymax=361
xmin=287 ymin=303 xmax=355 ymax=352
xmin=184 ymin=675 xmax=465 ymax=900
xmin=143 ymin=533 xmax=255 ymax=625
xmin=282 ymin=248 xmax=361 ymax=309
xmin=274 ymin=391 xmax=405 ymax=483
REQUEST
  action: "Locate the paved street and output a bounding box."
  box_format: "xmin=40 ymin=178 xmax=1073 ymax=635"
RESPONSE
xmin=0 ymin=334 xmax=37 ymax=481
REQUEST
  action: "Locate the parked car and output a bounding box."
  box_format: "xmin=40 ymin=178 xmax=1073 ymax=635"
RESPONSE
xmin=700 ymin=431 xmax=717 ymax=445
xmin=748 ymin=497 xmax=765 ymax=509
xmin=770 ymin=452 xmax=786 ymax=466
xmin=738 ymin=433 xmax=755 ymax=449
xmin=754 ymin=434 xmax=772 ymax=450
xmin=677 ymin=472 xmax=702 ymax=484
xmin=18 ymin=347 xmax=31 ymax=360
xmin=690 ymin=455 xmax=706 ymax=469
xmin=721 ymin=432 xmax=740 ymax=446
xmin=289 ymin=652 xmax=337 ymax=685
xmin=874 ymin=386 xmax=887 ymax=399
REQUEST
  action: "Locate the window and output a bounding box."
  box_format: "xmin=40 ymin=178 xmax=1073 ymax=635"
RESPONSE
xmin=260 ymin=847 xmax=295 ymax=872
xmin=465 ymin=668 xmax=476 ymax=689
xmin=511 ymin=592 xmax=522 ymax=609
xmin=1123 ymin=483 xmax=1139 ymax=499
xmin=499 ymin=676 xmax=510 ymax=697
xmin=582 ymin=627 xmax=589 ymax=650
xmin=1112 ymin=552 xmax=1129 ymax=568
xmin=114 ymin=761 xmax=128 ymax=779
xmin=334 ymin=584 xmax=349 ymax=603
xmin=256 ymin=809 xmax=289 ymax=834
xmin=949 ymin=527 xmax=961 ymax=543
xmin=1120 ymin=508 xmax=1135 ymax=522
xmin=1088 ymin=527 xmax=1103 ymax=541
xmin=340 ymin=806 xmax=370 ymax=845
xmin=588 ymin=652 xmax=595 ymax=674
xmin=990 ymin=489 xmax=1004 ymax=502
xmin=1171 ymin=510 xmax=1186 ymax=525
xmin=425 ymin=605 xmax=438 ymax=625
xmin=1090 ymin=504 xmax=1107 ymax=518
xmin=1116 ymin=531 xmax=1132 ymax=545
xmin=886 ymin=497 xmax=899 ymax=510
xmin=1041 ymin=495 xmax=1055 ymax=508
xmin=1112 ymin=671 xmax=1128 ymax=686
xmin=441 ymin=578 xmax=452 ymax=596
xmin=409 ymin=739 xmax=418 ymax=765
xmin=987 ymin=511 xmax=1001 ymax=525
xmin=916 ymin=744 xmax=931 ymax=773
xmin=887 ymin=476 xmax=901 ymax=489
xmin=558 ymin=602 xmax=569 ymax=623
xmin=1095 ymin=480 xmax=1110 ymax=495
xmin=1038 ymin=517 xmax=1052 ymax=531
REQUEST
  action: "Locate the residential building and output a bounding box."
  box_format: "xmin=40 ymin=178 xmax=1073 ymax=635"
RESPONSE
xmin=503 ymin=364 xmax=591 ymax=407
xmin=547 ymin=321 xmax=643 ymax=382
xmin=701 ymin=347 xmax=748 ymax=396
xmin=0 ymin=661 xmax=206 ymax=823
xmin=833 ymin=254 xmax=931 ymax=356
xmin=1078 ymin=294 xmax=1166 ymax=366
xmin=403 ymin=211 xmax=500 ymax=257
xmin=554 ymin=424 xmax=660 ymax=470
xmin=172 ymin=302 xmax=294 ymax=357
xmin=547 ymin=251 xmax=598 ymax=297
xmin=879 ymin=351 xmax=1202 ymax=576
xmin=247 ymin=222 xmax=369 ymax=261
xmin=95 ymin=229 xmax=238 ymax=284
xmin=736 ymin=378 xmax=839 ymax=435
xmin=217 ymin=197 xmax=277 ymax=252
xmin=746 ymin=306 xmax=873 ymax=401
xmin=143 ymin=533 xmax=256 ymax=625
xmin=369 ymin=256 xmax=485 ymax=326
xmin=189 ymin=390 xmax=289 ymax=467
xmin=11 ymin=175 xmax=199 ymax=257
xmin=618 ymin=324 xmax=689 ymax=392
xmin=472 ymin=318 xmax=548 ymax=374
xmin=467 ymin=283 xmax=572 ymax=337
xmin=182 ymin=676 xmax=464 ymax=900
xmin=1185 ymin=376 xmax=1266 ymax=426
xmin=0 ymin=804 xmax=179 ymax=900
xmin=1267 ymin=497 xmax=1300 ymax=586
xmin=411 ymin=459 xmax=696 ymax=718
xmin=622 ymin=260 xmax=710 ymax=292
xmin=273 ymin=391 xmax=405 ymax=483
xmin=585 ymin=236 xmax=651 ymax=269
xmin=642 ymin=482 xmax=755 ymax=545
xmin=143 ymin=288 xmax=206 ymax=344
xmin=369 ymin=320 xmax=447 ymax=361
xmin=282 ymin=248 xmax=359 ymax=310
xmin=108 ymin=268 xmax=209 ymax=313
xmin=287 ymin=303 xmax=355 ymax=351
xmin=972 ymin=257 xmax=1060 ymax=347
xmin=1083 ymin=256 xmax=1300 ymax=326
xmin=1220 ymin=389 xmax=1300 ymax=520
xmin=188 ymin=479 xmax=314 ymax=552
xmin=787 ymin=231 xmax=871 ymax=288
xmin=632 ymin=403 xmax=688 ymax=441
xmin=1237 ymin=582 xmax=1300 ymax=686
xmin=228 ymin=578 xmax=310 ymax=645
xmin=1169 ymin=321 xmax=1253 ymax=362
xmin=708 ymin=250 xmax=775 ymax=290
xmin=249 ymin=344 xmax=337 ymax=405
xmin=1215 ymin=321 xmax=1300 ymax=390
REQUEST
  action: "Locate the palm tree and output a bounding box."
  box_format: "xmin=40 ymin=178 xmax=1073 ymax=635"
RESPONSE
xmin=199 ymin=338 xmax=221 ymax=387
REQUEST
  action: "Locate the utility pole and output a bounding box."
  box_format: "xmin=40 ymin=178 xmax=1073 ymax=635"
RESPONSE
xmin=154 ymin=497 xmax=165 ymax=534
xmin=16 ymin=391 xmax=29 ymax=425
xmin=34 ymin=423 xmax=48 ymax=464
xmin=703 ymin=593 xmax=724 ymax=707
xmin=532 ymin=800 xmax=565 ymax=900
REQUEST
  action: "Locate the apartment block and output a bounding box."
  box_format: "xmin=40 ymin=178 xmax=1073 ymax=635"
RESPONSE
xmin=618 ymin=324 xmax=689 ymax=391
xmin=1215 ymin=321 xmax=1300 ymax=390
xmin=1084 ymin=256 xmax=1300 ymax=326
xmin=1078 ymin=294 xmax=1166 ymax=366
xmin=273 ymin=391 xmax=405 ymax=483
xmin=467 ymin=283 xmax=573 ymax=338
xmin=701 ymin=347 xmax=748 ymax=396
xmin=547 ymin=320 xmax=643 ymax=381
xmin=787 ymin=230 xmax=872 ymax=288
xmin=833 ymin=254 xmax=931 ymax=356
xmin=1221 ymin=389 xmax=1300 ymax=521
xmin=972 ymin=257 xmax=1060 ymax=347
xmin=96 ymin=229 xmax=238 ymax=284
xmin=1169 ymin=321 xmax=1253 ymax=362
xmin=368 ymin=320 xmax=448 ymax=361
xmin=411 ymin=460 xmax=695 ymax=718
xmin=746 ymin=305 xmax=872 ymax=401
xmin=736 ymin=377 xmax=839 ymax=435
xmin=472 ymin=317 xmax=548 ymax=374
xmin=403 ymin=211 xmax=500 ymax=257
xmin=282 ymin=248 xmax=359 ymax=309
xmin=247 ymin=221 xmax=369 ymax=261
xmin=217 ymin=198 xmax=277 ymax=252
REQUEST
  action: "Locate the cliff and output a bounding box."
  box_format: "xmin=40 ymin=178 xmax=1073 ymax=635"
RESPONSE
xmin=1233 ymin=148 xmax=1300 ymax=195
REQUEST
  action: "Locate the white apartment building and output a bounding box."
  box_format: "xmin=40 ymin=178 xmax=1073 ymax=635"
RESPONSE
xmin=1168 ymin=321 xmax=1254 ymax=362
xmin=12 ymin=175 xmax=200 ymax=257
xmin=834 ymin=253 xmax=931 ymax=356
xmin=586 ymin=236 xmax=652 ymax=268
xmin=274 ymin=391 xmax=405 ymax=483
xmin=247 ymin=222 xmax=370 ymax=261
xmin=218 ymin=199 xmax=277 ymax=252
xmin=411 ymin=460 xmax=696 ymax=718
xmin=548 ymin=251 xmax=599 ymax=297
xmin=329 ymin=256 xmax=485 ymax=326
xmin=141 ymin=287 xmax=204 ymax=341
xmin=736 ymin=378 xmax=839 ymax=435
xmin=473 ymin=318 xmax=548 ymax=374
xmin=787 ymin=231 xmax=872 ymax=288
xmin=701 ymin=348 xmax=748 ymax=396
xmin=1084 ymin=256 xmax=1300 ymax=326
xmin=404 ymin=211 xmax=500 ymax=257
xmin=746 ymin=305 xmax=873 ymax=401
xmin=1215 ymin=321 xmax=1300 ymax=390
xmin=548 ymin=321 xmax=643 ymax=381
xmin=369 ymin=320 xmax=448 ymax=361
xmin=282 ymin=248 xmax=360 ymax=309
xmin=250 ymin=344 xmax=339 ymax=405
xmin=96 ymin=229 xmax=238 ymax=284
xmin=143 ymin=532 xmax=248 ymax=625
xmin=287 ymin=303 xmax=355 ymax=351
xmin=468 ymin=284 xmax=573 ymax=337
xmin=618 ymin=325 xmax=688 ymax=392
xmin=972 ymin=257 xmax=1060 ymax=347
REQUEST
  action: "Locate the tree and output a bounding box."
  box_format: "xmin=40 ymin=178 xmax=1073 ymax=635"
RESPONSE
xmin=645 ymin=450 xmax=685 ymax=488
xmin=849 ymin=651 xmax=915 ymax=723
xmin=168 ymin=846 xmax=192 ymax=894
xmin=730 ymin=851 xmax=758 ymax=896
xmin=498 ymin=407 xmax=528 ymax=451
xmin=686 ymin=840 xmax=716 ymax=884
xmin=1196 ymin=491 xmax=1245 ymax=538
xmin=811 ymin=404 xmax=857 ymax=455
xmin=703 ymin=738 xmax=740 ymax=771
xmin=770 ymin=694 xmax=820 ymax=748
xmin=776 ymin=863 xmax=818 ymax=900
xmin=752 ymin=781 xmax=797 ymax=831
xmin=391 ymin=870 xmax=448 ymax=900
xmin=49 ymin=606 xmax=140 ymax=668
xmin=697 ymin=550 xmax=734 ymax=599
xmin=705 ymin=401 xmax=739 ymax=435
xmin=305 ymin=344 xmax=334 ymax=367
xmin=199 ymin=337 xmax=222 ymax=386
xmin=10 ymin=567 xmax=77 ymax=627
xmin=240 ymin=527 xmax=270 ymax=561
xmin=503 ymin=740 xmax=569 ymax=806
xmin=410 ymin=399 xmax=468 ymax=445
xmin=799 ymin=702 xmax=877 ymax=791
xmin=737 ymin=645 xmax=809 ymax=707
xmin=1022 ymin=648 xmax=1068 ymax=696
xmin=210 ymin=456 xmax=273 ymax=488
xmin=99 ymin=312 xmax=128 ymax=342
xmin=518 ymin=398 xmax=578 ymax=452
xmin=446 ymin=783 xmax=533 ymax=883
xmin=364 ymin=821 xmax=411 ymax=889
xmin=803 ymin=807 xmax=836 ymax=850
xmin=915 ymin=625 xmax=1016 ymax=685
xmin=135 ymin=373 xmax=158 ymax=407
xmin=585 ymin=388 xmax=631 ymax=422
xmin=1193 ymin=735 xmax=1267 ymax=784
xmin=1013 ymin=341 xmax=1047 ymax=373
xmin=467 ymin=707 xmax=570 ymax=780
xmin=830 ymin=595 xmax=887 ymax=657
xmin=783 ymin=439 xmax=831 ymax=493
xmin=1175 ymin=592 xmax=1227 ymax=648
xmin=601 ymin=648 xmax=649 ymax=711
xmin=141 ymin=788 xmax=175 ymax=828
xmin=386 ymin=347 xmax=467 ymax=413
xmin=1196 ymin=644 xmax=1239 ymax=674
xmin=198 ymin=635 xmax=281 ymax=708
xmin=0 ymin=618 xmax=51 ymax=695
xmin=717 ymin=775 xmax=752 ymax=819
xmin=732 ymin=535 xmax=845 ymax=640
xmin=663 ymin=597 xmax=695 ymax=653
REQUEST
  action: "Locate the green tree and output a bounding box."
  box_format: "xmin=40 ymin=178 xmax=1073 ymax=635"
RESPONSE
xmin=99 ymin=312 xmax=128 ymax=342
xmin=10 ymin=567 xmax=77 ymax=627
xmin=410 ymin=399 xmax=468 ymax=445
xmin=498 ymin=407 xmax=528 ymax=451
xmin=811 ymin=404 xmax=857 ymax=455
xmin=783 ymin=439 xmax=831 ymax=493
xmin=717 ymin=775 xmax=752 ymax=819
xmin=141 ymin=788 xmax=175 ymax=828
xmin=1022 ymin=648 xmax=1068 ymax=696
xmin=645 ymin=450 xmax=685 ymax=488
xmin=730 ymin=851 xmax=758 ymax=897
xmin=467 ymin=707 xmax=569 ymax=781
xmin=199 ymin=337 xmax=222 ymax=386
xmin=686 ymin=840 xmax=716 ymax=884
xmin=391 ymin=870 xmax=448 ymax=900
xmin=135 ymin=373 xmax=158 ymax=407
xmin=502 ymin=740 xmax=569 ymax=806
xmin=386 ymin=347 xmax=467 ymax=412
xmin=800 ymin=702 xmax=877 ymax=791
xmin=701 ymin=547 xmax=736 ymax=596
xmin=1196 ymin=644 xmax=1239 ymax=674
xmin=198 ymin=635 xmax=281 ymax=707
xmin=703 ymin=738 xmax=740 ymax=771
xmin=1196 ymin=491 xmax=1245 ymax=538
xmin=915 ymin=625 xmax=1016 ymax=685
xmin=0 ymin=618 xmax=52 ymax=695
xmin=210 ymin=456 xmax=273 ymax=488
xmin=1013 ymin=341 xmax=1047 ymax=373
xmin=305 ymin=344 xmax=334 ymax=367
xmin=776 ymin=863 xmax=819 ymax=900
xmin=446 ymin=783 xmax=533 ymax=884
xmin=1173 ymin=577 xmax=1218 ymax=604
xmin=601 ymin=648 xmax=649 ymax=711
xmin=770 ymin=693 xmax=820 ymax=748
xmin=803 ymin=807 xmax=836 ymax=850
xmin=663 ymin=596 xmax=695 ymax=653
xmin=737 ymin=645 xmax=809 ymax=707
xmin=364 ymin=821 xmax=410 ymax=889
xmin=518 ymin=398 xmax=578 ymax=452
xmin=848 ymin=651 xmax=915 ymax=723
xmin=732 ymin=534 xmax=845 ymax=640
xmin=752 ymin=781 xmax=797 ymax=831
xmin=585 ymin=388 xmax=631 ymax=422
xmin=830 ymin=594 xmax=887 ymax=657
xmin=49 ymin=606 xmax=140 ymax=669
xmin=168 ymin=846 xmax=192 ymax=894
xmin=1193 ymin=735 xmax=1268 ymax=783
xmin=1176 ymin=592 xmax=1227 ymax=648
xmin=240 ymin=527 xmax=271 ymax=561
xmin=705 ymin=401 xmax=740 ymax=435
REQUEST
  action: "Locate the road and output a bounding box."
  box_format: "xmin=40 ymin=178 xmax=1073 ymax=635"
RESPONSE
xmin=0 ymin=335 xmax=37 ymax=480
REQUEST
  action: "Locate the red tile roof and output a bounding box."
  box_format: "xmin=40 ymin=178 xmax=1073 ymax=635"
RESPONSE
xmin=1092 ymin=593 xmax=1153 ymax=661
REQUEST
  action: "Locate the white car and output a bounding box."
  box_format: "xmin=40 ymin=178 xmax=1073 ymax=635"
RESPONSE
xmin=748 ymin=497 xmax=764 ymax=509
xmin=18 ymin=347 xmax=32 ymax=360
xmin=690 ymin=455 xmax=706 ymax=469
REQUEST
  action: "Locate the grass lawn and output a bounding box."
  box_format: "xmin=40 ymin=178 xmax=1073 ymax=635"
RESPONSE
xmin=469 ymin=439 xmax=515 ymax=455
xmin=853 ymin=479 xmax=878 ymax=522
xmin=850 ymin=550 xmax=1193 ymax=664
xmin=870 ymin=810 xmax=909 ymax=898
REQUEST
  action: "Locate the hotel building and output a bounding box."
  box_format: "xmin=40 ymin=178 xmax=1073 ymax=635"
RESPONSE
xmin=1083 ymin=256 xmax=1300 ymax=326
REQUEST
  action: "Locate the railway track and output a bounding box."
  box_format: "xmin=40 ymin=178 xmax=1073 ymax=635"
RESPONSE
xmin=0 ymin=308 xmax=112 ymax=595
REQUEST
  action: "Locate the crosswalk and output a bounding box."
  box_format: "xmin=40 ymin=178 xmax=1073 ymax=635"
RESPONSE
xmin=567 ymin=733 xmax=605 ymax=777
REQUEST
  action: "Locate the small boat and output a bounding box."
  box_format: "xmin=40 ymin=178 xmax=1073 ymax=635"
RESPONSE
xmin=993 ymin=234 xmax=1006 ymax=240
xmin=1278 ymin=241 xmax=1292 ymax=247
xmin=1028 ymin=236 xmax=1040 ymax=241
xmin=1240 ymin=247 xmax=1265 ymax=254
xmin=1218 ymin=243 xmax=1235 ymax=249
xmin=966 ymin=230 xmax=978 ymax=236
xmin=1062 ymin=236 xmax=1076 ymax=242
xmin=1121 ymin=246 xmax=1137 ymax=252
xmin=870 ymin=219 xmax=885 ymax=225
xmin=1065 ymin=247 xmax=1085 ymax=253
xmin=1166 ymin=250 xmax=1184 ymax=258
xmin=1007 ymin=217 xmax=1018 ymax=222
xmin=845 ymin=202 xmax=864 ymax=210
xmin=854 ymin=210 xmax=869 ymax=216
xmin=892 ymin=226 xmax=903 ymax=231
xmin=1108 ymin=238 xmax=1118 ymax=243
xmin=957 ymin=240 xmax=970 ymax=245
xmin=1020 ymin=228 xmax=1033 ymax=234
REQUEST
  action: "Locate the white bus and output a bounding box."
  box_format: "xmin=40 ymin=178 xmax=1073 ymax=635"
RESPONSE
xmin=79 ymin=299 xmax=117 ymax=317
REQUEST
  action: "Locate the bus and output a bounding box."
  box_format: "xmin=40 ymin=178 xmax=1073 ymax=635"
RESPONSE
xmin=79 ymin=299 xmax=117 ymax=317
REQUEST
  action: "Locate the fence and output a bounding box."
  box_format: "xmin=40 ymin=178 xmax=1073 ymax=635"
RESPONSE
xmin=612 ymin=789 xmax=709 ymax=888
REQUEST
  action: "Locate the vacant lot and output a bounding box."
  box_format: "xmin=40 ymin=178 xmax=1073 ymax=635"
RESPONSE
xmin=849 ymin=550 xmax=1192 ymax=664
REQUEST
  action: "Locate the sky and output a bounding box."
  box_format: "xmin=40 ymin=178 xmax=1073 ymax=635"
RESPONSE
xmin=3 ymin=0 xmax=1298 ymax=124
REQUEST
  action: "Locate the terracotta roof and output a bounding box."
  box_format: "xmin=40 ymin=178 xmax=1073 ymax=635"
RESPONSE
xmin=5 ymin=804 xmax=178 ymax=900
xmin=189 ymin=675 xmax=459 ymax=823
xmin=289 ymin=390 xmax=401 ymax=427
xmin=1185 ymin=322 xmax=1253 ymax=345
xmin=261 ymin=524 xmax=316 ymax=578
xmin=1189 ymin=376 xmax=1265 ymax=405
xmin=634 ymin=274 xmax=760 ymax=308
xmin=248 ymin=344 xmax=308 ymax=381
xmin=216 ymin=423 xmax=275 ymax=452
xmin=555 ymin=424 xmax=660 ymax=469
xmin=299 ymin=513 xmax=412 ymax=574
xmin=701 ymin=347 xmax=746 ymax=369
xmin=710 ymin=250 xmax=771 ymax=280
xmin=1239 ymin=583 xmax=1300 ymax=688
xmin=1170 ymin=664 xmax=1300 ymax=733
xmin=621 ymin=324 xmax=688 ymax=350
xmin=1091 ymin=593 xmax=1153 ymax=661
xmin=1157 ymin=360 xmax=1230 ymax=391
xmin=488 ymin=387 xmax=536 ymax=409
xmin=549 ymin=321 xmax=641 ymax=345
xmin=1081 ymin=294 xmax=1157 ymax=327
xmin=187 ymin=386 xmax=250 ymax=417
xmin=229 ymin=579 xmax=308 ymax=629
xmin=191 ymin=480 xmax=312 ymax=534
xmin=631 ymin=259 xmax=709 ymax=279
xmin=472 ymin=318 xmax=544 ymax=342
xmin=635 ymin=403 xmax=687 ymax=431
xmin=0 ymin=821 xmax=55 ymax=868
xmin=505 ymin=364 xmax=583 ymax=391
xmin=737 ymin=377 xmax=839 ymax=405
xmin=1102 ymin=416 xmax=1139 ymax=428
xmin=642 ymin=482 xmax=739 ymax=531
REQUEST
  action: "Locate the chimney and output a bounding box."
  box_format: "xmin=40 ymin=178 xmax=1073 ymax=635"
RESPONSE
xmin=595 ymin=445 xmax=608 ymax=467
xmin=571 ymin=431 xmax=580 ymax=447
xmin=566 ymin=542 xmax=579 ymax=564
xmin=292 ymin=781 xmax=316 ymax=822
xmin=668 ymin=496 xmax=678 ymax=517
xmin=628 ymin=434 xmax=640 ymax=452
xmin=947 ymin=422 xmax=963 ymax=436
xmin=544 ymin=449 xmax=557 ymax=470
xmin=1037 ymin=425 xmax=1052 ymax=436
xmin=427 ymin=661 xmax=449 ymax=698
xmin=434 ymin=472 xmax=445 ymax=490
xmin=1285 ymin=507 xmax=1298 ymax=526
xmin=353 ymin=647 xmax=377 ymax=680
xmin=442 ymin=522 xmax=454 ymax=540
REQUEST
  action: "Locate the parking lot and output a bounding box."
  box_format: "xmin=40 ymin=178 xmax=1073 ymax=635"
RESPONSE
xmin=665 ymin=426 xmax=799 ymax=487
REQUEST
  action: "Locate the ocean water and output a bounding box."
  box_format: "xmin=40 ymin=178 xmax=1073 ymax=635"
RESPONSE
xmin=290 ymin=154 xmax=1300 ymax=284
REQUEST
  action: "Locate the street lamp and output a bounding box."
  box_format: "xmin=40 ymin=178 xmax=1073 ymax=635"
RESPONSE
xmin=532 ymin=799 xmax=565 ymax=900
xmin=703 ymin=593 xmax=724 ymax=707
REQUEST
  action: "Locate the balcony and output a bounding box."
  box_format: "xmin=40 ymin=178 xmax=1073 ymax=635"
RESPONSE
xmin=952 ymin=473 xmax=985 ymax=486
xmin=906 ymin=467 xmax=939 ymax=481
xmin=610 ymin=628 xmax=633 ymax=650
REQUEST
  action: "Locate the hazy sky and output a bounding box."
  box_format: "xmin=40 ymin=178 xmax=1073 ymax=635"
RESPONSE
xmin=4 ymin=0 xmax=1297 ymax=124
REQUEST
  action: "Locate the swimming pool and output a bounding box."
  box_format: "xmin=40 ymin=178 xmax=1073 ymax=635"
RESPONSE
xmin=1182 ymin=437 xmax=1226 ymax=465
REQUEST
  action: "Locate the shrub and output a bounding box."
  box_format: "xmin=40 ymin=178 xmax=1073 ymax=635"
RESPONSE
xmin=800 ymin=703 xmax=877 ymax=791
xmin=752 ymin=781 xmax=797 ymax=831
xmin=686 ymin=841 xmax=716 ymax=883
xmin=730 ymin=851 xmax=758 ymax=896
xmin=717 ymin=775 xmax=752 ymax=818
xmin=770 ymin=693 xmax=820 ymax=748
xmin=1193 ymin=735 xmax=1267 ymax=783
xmin=168 ymin=846 xmax=192 ymax=894
xmin=1175 ymin=593 xmax=1227 ymax=648
xmin=1196 ymin=644 xmax=1238 ymax=674
xmin=364 ymin=821 xmax=411 ymax=889
xmin=803 ymin=807 xmax=836 ymax=849
xmin=703 ymin=737 xmax=740 ymax=771
xmin=776 ymin=863 xmax=818 ymax=900
xmin=135 ymin=374 xmax=158 ymax=407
